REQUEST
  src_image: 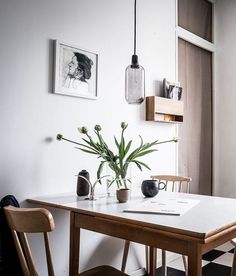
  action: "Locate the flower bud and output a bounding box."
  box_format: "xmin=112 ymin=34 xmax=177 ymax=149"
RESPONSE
xmin=94 ymin=124 xmax=102 ymax=131
xmin=173 ymin=137 xmax=178 ymax=143
xmin=121 ymin=122 xmax=128 ymax=129
xmin=57 ymin=134 xmax=63 ymax=140
xmin=78 ymin=127 xmax=88 ymax=134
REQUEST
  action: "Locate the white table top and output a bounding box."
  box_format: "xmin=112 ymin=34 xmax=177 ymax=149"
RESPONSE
xmin=28 ymin=192 xmax=236 ymax=239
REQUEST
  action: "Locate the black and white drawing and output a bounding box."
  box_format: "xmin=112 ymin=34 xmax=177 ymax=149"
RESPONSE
xmin=163 ymin=78 xmax=182 ymax=101
xmin=54 ymin=40 xmax=98 ymax=99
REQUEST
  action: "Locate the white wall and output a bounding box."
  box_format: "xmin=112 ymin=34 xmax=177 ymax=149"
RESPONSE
xmin=0 ymin=0 xmax=177 ymax=274
xmin=214 ymin=0 xmax=236 ymax=198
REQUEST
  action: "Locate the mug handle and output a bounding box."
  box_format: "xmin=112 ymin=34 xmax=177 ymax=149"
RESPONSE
xmin=158 ymin=181 xmax=166 ymax=190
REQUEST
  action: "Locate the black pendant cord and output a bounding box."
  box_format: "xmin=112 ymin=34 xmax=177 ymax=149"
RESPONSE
xmin=131 ymin=0 xmax=138 ymax=68
xmin=134 ymin=0 xmax=137 ymax=55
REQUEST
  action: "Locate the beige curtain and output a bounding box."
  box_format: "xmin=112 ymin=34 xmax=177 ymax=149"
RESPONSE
xmin=178 ymin=38 xmax=212 ymax=195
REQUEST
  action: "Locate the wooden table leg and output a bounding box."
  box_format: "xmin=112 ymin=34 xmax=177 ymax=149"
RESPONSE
xmin=121 ymin=240 xmax=130 ymax=272
xmin=69 ymin=212 xmax=80 ymax=276
xmin=187 ymin=243 xmax=202 ymax=276
xmin=149 ymin=246 xmax=157 ymax=276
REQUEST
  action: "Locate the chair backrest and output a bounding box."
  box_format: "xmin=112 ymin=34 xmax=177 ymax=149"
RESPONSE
xmin=4 ymin=206 xmax=55 ymax=276
xmin=0 ymin=195 xmax=23 ymax=275
xmin=150 ymin=175 xmax=192 ymax=193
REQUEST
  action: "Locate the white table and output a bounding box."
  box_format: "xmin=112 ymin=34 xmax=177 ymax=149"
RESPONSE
xmin=28 ymin=192 xmax=236 ymax=276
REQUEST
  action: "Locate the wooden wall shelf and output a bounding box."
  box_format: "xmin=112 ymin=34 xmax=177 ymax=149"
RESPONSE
xmin=146 ymin=96 xmax=184 ymax=123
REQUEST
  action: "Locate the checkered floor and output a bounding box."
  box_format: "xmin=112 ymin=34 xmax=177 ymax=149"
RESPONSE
xmin=154 ymin=242 xmax=235 ymax=275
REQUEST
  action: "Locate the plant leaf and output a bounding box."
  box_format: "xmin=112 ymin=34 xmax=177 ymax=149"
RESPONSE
xmin=126 ymin=135 xmax=144 ymax=161
xmin=82 ymin=138 xmax=96 ymax=148
xmin=133 ymin=160 xmax=151 ymax=170
xmin=124 ymin=140 xmax=132 ymax=156
xmin=133 ymin=149 xmax=158 ymax=159
xmin=74 ymin=143 xmax=100 ymax=153
xmin=114 ymin=136 xmax=120 ymax=149
xmin=120 ymin=135 xmax=125 ymax=158
xmin=75 ymin=148 xmax=98 ymax=155
xmin=133 ymin=161 xmax=142 ymax=171
xmin=97 ymin=161 xmax=105 ymax=183
xmin=107 ymin=178 xmax=115 ymax=188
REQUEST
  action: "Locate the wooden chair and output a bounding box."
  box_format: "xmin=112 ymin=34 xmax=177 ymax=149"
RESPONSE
xmin=121 ymin=175 xmax=191 ymax=276
xmin=4 ymin=206 xmax=128 ymax=276
xmin=150 ymin=175 xmax=191 ymax=276
xmin=151 ymin=175 xmax=191 ymax=193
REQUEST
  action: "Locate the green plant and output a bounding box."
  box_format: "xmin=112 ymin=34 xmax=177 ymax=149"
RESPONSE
xmin=57 ymin=122 xmax=177 ymax=189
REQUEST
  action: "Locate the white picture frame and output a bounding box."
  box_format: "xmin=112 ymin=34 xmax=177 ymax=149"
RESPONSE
xmin=53 ymin=40 xmax=98 ymax=99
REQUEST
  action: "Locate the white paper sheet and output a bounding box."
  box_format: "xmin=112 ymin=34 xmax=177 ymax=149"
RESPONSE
xmin=124 ymin=197 xmax=200 ymax=216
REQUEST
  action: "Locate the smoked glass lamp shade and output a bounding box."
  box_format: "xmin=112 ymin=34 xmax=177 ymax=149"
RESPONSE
xmin=125 ymin=55 xmax=145 ymax=104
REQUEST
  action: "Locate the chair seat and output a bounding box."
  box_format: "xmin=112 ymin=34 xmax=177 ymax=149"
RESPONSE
xmin=79 ymin=265 xmax=128 ymax=276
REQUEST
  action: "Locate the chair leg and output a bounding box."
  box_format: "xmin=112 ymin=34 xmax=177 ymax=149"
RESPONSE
xmin=231 ymin=249 xmax=236 ymax=276
xmin=162 ymin=250 xmax=167 ymax=276
xmin=182 ymin=255 xmax=188 ymax=275
xmin=149 ymin=247 xmax=157 ymax=276
xmin=121 ymin=240 xmax=130 ymax=272
xmin=145 ymin=245 xmax=149 ymax=274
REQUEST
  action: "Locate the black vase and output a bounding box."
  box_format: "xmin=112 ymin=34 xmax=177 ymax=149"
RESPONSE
xmin=77 ymin=170 xmax=90 ymax=196
xmin=141 ymin=180 xmax=159 ymax=197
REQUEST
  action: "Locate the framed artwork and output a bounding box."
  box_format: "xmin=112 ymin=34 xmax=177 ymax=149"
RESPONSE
xmin=53 ymin=40 xmax=98 ymax=99
xmin=163 ymin=78 xmax=182 ymax=101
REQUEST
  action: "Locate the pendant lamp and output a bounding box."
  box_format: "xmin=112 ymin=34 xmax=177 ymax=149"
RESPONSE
xmin=125 ymin=0 xmax=145 ymax=104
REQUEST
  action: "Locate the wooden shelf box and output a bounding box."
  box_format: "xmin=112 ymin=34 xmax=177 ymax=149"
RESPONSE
xmin=146 ymin=96 xmax=184 ymax=123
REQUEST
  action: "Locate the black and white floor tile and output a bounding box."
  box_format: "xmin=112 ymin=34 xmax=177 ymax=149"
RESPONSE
xmin=153 ymin=242 xmax=235 ymax=275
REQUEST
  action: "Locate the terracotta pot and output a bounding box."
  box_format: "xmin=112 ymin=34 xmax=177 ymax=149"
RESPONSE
xmin=116 ymin=189 xmax=130 ymax=203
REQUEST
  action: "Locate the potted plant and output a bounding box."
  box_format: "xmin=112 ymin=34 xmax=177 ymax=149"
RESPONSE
xmin=57 ymin=122 xmax=177 ymax=202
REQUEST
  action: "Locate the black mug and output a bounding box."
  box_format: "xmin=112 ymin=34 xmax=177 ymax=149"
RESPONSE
xmin=141 ymin=180 xmax=166 ymax=197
